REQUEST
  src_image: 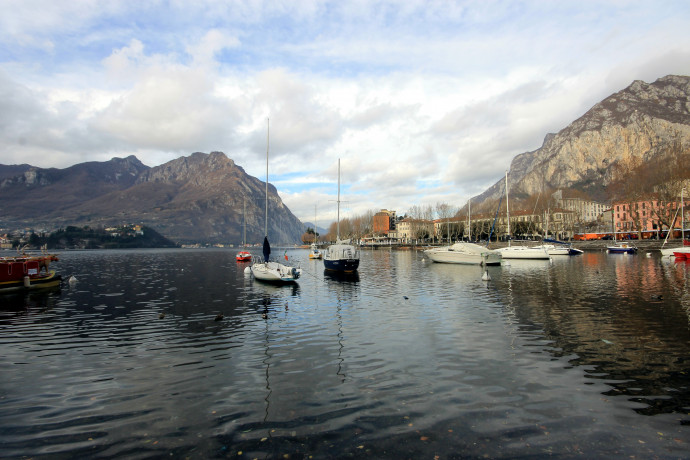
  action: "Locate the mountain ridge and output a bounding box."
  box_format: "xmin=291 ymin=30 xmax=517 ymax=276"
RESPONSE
xmin=0 ymin=152 xmax=304 ymax=245
xmin=472 ymin=75 xmax=690 ymax=208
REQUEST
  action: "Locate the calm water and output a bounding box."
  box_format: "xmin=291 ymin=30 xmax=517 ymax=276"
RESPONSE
xmin=1 ymin=248 xmax=689 ymax=459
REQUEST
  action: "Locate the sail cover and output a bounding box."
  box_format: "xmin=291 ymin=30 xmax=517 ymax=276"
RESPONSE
xmin=263 ymin=236 xmax=271 ymax=263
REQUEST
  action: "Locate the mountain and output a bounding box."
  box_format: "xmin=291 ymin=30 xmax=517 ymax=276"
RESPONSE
xmin=0 ymin=152 xmax=305 ymax=245
xmin=473 ymin=75 xmax=690 ymax=208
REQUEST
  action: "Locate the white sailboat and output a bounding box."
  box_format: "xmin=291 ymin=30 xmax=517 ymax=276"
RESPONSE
xmin=324 ymin=159 xmax=360 ymax=272
xmin=247 ymin=119 xmax=302 ymax=283
xmin=309 ymin=205 xmax=323 ymax=259
xmin=496 ymin=170 xmax=551 ymax=260
xmin=660 ymin=187 xmax=689 ymax=257
xmin=530 ymin=208 xmax=583 ymax=256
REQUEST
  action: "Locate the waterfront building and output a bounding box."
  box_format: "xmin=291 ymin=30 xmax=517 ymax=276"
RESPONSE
xmin=373 ymin=209 xmax=396 ymax=235
xmin=612 ymin=194 xmax=688 ymax=237
xmin=552 ymin=189 xmax=609 ymax=223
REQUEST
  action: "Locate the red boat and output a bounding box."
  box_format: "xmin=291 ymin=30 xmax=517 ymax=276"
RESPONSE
xmin=0 ymin=252 xmax=62 ymax=292
xmin=236 ymin=251 xmax=252 ymax=262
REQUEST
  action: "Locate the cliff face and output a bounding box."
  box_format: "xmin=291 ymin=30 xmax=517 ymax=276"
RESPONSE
xmin=475 ymin=75 xmax=690 ymax=205
xmin=0 ymin=152 xmax=304 ymax=245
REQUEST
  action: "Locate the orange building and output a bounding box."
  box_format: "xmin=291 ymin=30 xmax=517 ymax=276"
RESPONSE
xmin=373 ymin=209 xmax=396 ymax=234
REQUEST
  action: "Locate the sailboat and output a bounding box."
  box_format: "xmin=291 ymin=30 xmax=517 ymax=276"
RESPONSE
xmin=309 ymin=205 xmax=323 ymax=259
xmin=530 ymin=207 xmax=583 ymax=256
xmin=324 ymin=159 xmax=360 ymax=272
xmin=236 ymin=198 xmax=251 ymax=262
xmin=496 ymin=170 xmax=551 ymax=260
xmin=247 ymin=119 xmax=302 ymax=283
xmin=660 ymin=187 xmax=690 ymax=258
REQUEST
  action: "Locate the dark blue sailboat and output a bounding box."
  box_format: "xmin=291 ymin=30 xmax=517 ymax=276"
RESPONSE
xmin=324 ymin=159 xmax=360 ymax=273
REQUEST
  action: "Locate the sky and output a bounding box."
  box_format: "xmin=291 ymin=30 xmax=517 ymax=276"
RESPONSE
xmin=2 ymin=1 xmax=690 ymax=226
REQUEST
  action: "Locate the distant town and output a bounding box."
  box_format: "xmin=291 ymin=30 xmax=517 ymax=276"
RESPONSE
xmin=1 ymin=224 xmax=177 ymax=250
xmin=315 ymin=188 xmax=688 ymax=246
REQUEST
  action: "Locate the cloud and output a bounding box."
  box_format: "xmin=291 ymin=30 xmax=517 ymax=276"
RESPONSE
xmin=1 ymin=0 xmax=690 ymax=225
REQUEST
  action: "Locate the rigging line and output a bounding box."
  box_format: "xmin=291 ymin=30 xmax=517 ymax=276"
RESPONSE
xmin=529 ymin=191 xmax=541 ymax=235
xmin=300 ymin=265 xmax=332 ymax=285
xmin=487 ymin=179 xmax=507 ymax=247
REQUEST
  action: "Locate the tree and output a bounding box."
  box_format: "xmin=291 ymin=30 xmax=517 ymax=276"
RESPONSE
xmin=435 ymin=202 xmax=456 ymax=243
xmin=301 ymin=227 xmax=319 ymax=244
xmin=608 ymin=155 xmax=646 ymax=239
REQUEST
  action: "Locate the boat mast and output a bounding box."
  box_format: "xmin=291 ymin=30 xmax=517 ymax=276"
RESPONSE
xmin=314 ymin=204 xmax=318 ymax=244
xmin=243 ymin=197 xmax=247 ymax=246
xmin=265 ymin=118 xmax=269 ymax=238
xmin=682 ymin=187 xmax=685 ymax=242
xmin=468 ymin=198 xmax=471 ymax=241
xmin=505 ymin=170 xmax=510 ymax=246
xmin=337 ymin=158 xmax=341 ymax=241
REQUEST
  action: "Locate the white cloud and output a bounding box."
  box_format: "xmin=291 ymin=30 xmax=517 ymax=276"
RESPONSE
xmin=1 ymin=0 xmax=689 ymax=224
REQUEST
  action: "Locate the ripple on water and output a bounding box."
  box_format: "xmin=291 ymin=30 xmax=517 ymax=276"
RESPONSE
xmin=1 ymin=249 xmax=690 ymax=458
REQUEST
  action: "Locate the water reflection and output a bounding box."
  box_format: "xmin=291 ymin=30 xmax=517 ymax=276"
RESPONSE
xmin=495 ymin=251 xmax=690 ymax=419
xmin=0 ymin=288 xmax=62 ymax=318
xmin=1 ymin=248 xmax=689 ymax=458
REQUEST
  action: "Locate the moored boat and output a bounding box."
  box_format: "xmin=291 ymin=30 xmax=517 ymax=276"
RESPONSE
xmin=532 ymin=239 xmax=584 ymax=256
xmin=236 ymin=198 xmax=252 ymax=262
xmin=247 ymin=119 xmax=301 ymax=283
xmin=324 ymin=159 xmax=360 ymax=273
xmin=236 ymin=251 xmax=251 ymax=262
xmin=324 ymin=241 xmax=360 ymax=272
xmin=309 ymin=243 xmax=323 ymax=259
xmin=497 ymin=170 xmax=550 ymax=260
xmin=425 ymin=241 xmax=502 ymax=265
xmin=498 ymin=245 xmax=551 ymax=260
xmin=607 ymin=242 xmax=638 ymax=254
xmin=0 ymin=252 xmax=62 ymax=292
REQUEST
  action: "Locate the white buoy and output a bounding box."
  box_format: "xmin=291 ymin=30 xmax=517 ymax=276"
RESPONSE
xmin=68 ymin=275 xmax=77 ymax=284
xmin=244 ymin=266 xmax=251 ymax=275
xmin=482 ymin=270 xmax=491 ymax=281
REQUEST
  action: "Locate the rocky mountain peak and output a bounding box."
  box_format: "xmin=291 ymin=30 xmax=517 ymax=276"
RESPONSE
xmin=138 ymin=151 xmax=241 ymax=186
xmin=474 ymin=75 xmax=690 ymax=207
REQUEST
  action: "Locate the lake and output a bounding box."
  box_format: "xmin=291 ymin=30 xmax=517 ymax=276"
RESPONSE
xmin=1 ymin=248 xmax=689 ymax=459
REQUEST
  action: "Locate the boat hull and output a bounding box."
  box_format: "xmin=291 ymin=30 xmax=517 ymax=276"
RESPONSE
xmin=0 ymin=271 xmax=62 ymax=292
xmin=324 ymin=242 xmax=360 ymax=272
xmin=236 ymin=251 xmax=251 ymax=262
xmin=424 ymin=242 xmax=502 ymax=265
xmin=497 ymin=246 xmax=551 ymax=260
xmin=250 ymin=261 xmax=301 ymax=283
xmin=324 ymin=258 xmax=360 ymax=272
xmin=607 ymin=243 xmax=637 ymax=254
